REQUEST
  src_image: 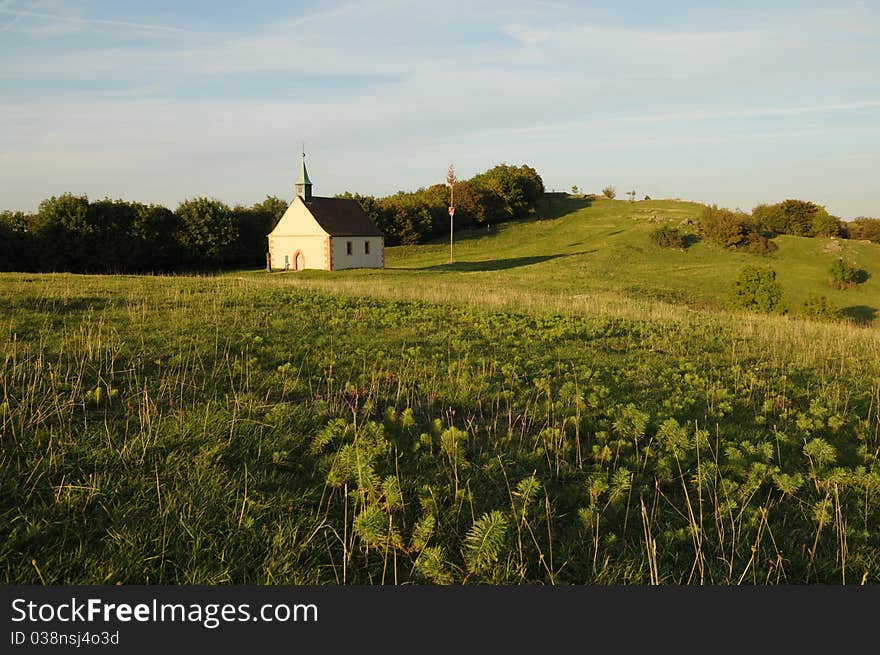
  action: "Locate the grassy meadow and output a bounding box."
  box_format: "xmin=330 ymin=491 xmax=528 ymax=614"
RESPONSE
xmin=2 ymin=196 xmax=880 ymax=584
xmin=278 ymin=195 xmax=880 ymax=322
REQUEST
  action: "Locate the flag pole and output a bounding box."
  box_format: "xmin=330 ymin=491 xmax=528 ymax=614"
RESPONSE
xmin=447 ymin=163 xmax=456 ymax=264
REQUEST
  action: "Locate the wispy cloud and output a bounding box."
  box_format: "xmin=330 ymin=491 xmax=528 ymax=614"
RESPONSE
xmin=285 ymin=0 xmax=404 ymax=29
xmin=0 ymin=4 xmax=217 ymax=38
xmin=0 ymin=0 xmax=42 ymax=33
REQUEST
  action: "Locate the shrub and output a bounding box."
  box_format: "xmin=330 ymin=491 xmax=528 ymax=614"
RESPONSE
xmin=700 ymin=205 xmax=751 ymax=248
xmin=829 ymin=258 xmax=867 ymax=289
xmin=801 ymin=294 xmax=840 ymax=321
xmin=743 ymin=233 xmax=778 ymax=256
xmin=730 ymin=266 xmax=785 ymax=313
xmin=752 ymin=199 xmax=842 ymax=237
xmin=701 ymin=204 xmax=780 ymax=254
xmin=602 ymin=186 xmax=616 ymax=199
xmin=649 ymin=225 xmax=685 ymax=249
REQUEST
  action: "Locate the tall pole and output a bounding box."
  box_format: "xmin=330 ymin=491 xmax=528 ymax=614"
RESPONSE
xmin=450 ymin=181 xmax=454 ymax=263
xmin=447 ymin=163 xmax=456 ymax=264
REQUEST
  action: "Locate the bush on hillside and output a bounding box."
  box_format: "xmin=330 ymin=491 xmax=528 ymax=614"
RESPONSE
xmin=700 ymin=205 xmax=752 ymax=248
xmin=752 ymin=199 xmax=842 ymax=237
xmin=649 ymin=224 xmax=685 ymax=249
xmin=742 ymin=233 xmax=778 ymax=255
xmin=700 ymin=205 xmax=779 ymax=255
xmin=801 ymin=294 xmax=840 ymax=321
xmin=602 ymin=186 xmax=616 ymax=199
xmin=829 ymin=258 xmax=868 ymax=289
xmin=730 ymin=266 xmax=785 ymax=313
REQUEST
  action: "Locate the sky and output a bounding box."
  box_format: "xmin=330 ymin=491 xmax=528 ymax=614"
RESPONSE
xmin=1 ymin=0 xmax=879 ymax=219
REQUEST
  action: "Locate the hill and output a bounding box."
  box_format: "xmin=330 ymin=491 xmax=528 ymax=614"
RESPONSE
xmin=275 ymin=195 xmax=880 ymax=325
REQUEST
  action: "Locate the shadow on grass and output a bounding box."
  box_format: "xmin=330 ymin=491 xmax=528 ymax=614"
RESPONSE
xmin=540 ymin=193 xmax=593 ymax=220
xmin=395 ymin=251 xmax=596 ymax=272
xmin=840 ymin=305 xmax=877 ymax=326
xmin=682 ymin=234 xmax=702 ymax=249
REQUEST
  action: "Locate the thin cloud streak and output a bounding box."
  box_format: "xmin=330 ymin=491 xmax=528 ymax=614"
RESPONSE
xmin=0 ymin=7 xmax=218 ymax=38
xmin=0 ymin=0 xmax=42 ymax=33
xmin=503 ymin=101 xmax=880 ymax=137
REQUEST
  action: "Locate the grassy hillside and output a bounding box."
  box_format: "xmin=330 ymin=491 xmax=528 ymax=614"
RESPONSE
xmin=2 ymin=196 xmax=880 ymax=586
xmin=274 ymin=195 xmax=880 ymax=324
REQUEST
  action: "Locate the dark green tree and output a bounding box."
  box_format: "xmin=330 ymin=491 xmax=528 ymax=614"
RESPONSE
xmin=29 ymin=193 xmax=90 ymax=271
xmin=253 ymin=195 xmax=289 ymax=229
xmin=176 ymin=197 xmax=238 ymax=267
xmin=132 ymin=203 xmax=183 ymax=271
xmin=471 ymin=164 xmax=544 ymax=221
xmin=0 ymin=210 xmax=31 ymax=271
xmin=730 ymin=266 xmax=785 ymax=313
xmin=85 ymin=198 xmax=139 ymax=272
xmin=233 ymin=205 xmax=277 ymax=267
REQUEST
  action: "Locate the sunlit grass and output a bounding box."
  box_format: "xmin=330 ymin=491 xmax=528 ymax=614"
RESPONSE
xmin=2 ymin=196 xmax=879 ymax=585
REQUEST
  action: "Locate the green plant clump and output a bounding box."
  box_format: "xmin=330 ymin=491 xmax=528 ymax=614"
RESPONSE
xmin=801 ymin=294 xmax=840 ymax=321
xmin=649 ymin=225 xmax=685 ymax=249
xmin=730 ymin=266 xmax=785 ymax=313
xmin=829 ymin=258 xmax=867 ymax=289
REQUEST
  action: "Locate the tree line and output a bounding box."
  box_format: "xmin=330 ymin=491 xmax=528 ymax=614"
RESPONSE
xmin=336 ymin=163 xmax=544 ymax=245
xmin=0 ymin=163 xmax=544 ymax=273
xmin=0 ymin=195 xmax=288 ymax=273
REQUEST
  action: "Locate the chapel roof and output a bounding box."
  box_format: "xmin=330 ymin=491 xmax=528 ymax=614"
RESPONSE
xmin=304 ymin=196 xmax=384 ymax=237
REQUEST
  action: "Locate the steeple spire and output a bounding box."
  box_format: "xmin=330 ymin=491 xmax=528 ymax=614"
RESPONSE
xmin=295 ymin=143 xmax=312 ymax=201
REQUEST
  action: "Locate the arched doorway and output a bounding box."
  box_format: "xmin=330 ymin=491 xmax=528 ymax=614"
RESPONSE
xmin=294 ymin=251 xmax=305 ymax=271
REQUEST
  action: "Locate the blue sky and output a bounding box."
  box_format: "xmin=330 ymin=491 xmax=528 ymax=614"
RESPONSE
xmin=1 ymin=0 xmax=878 ymax=218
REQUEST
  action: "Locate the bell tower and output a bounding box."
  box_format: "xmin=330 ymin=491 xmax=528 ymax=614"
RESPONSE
xmin=295 ymin=144 xmax=312 ymax=202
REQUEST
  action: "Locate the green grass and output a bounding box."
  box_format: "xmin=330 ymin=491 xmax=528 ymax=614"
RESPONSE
xmin=270 ymin=196 xmax=880 ymax=323
xmin=2 ymin=196 xmax=880 ymax=585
